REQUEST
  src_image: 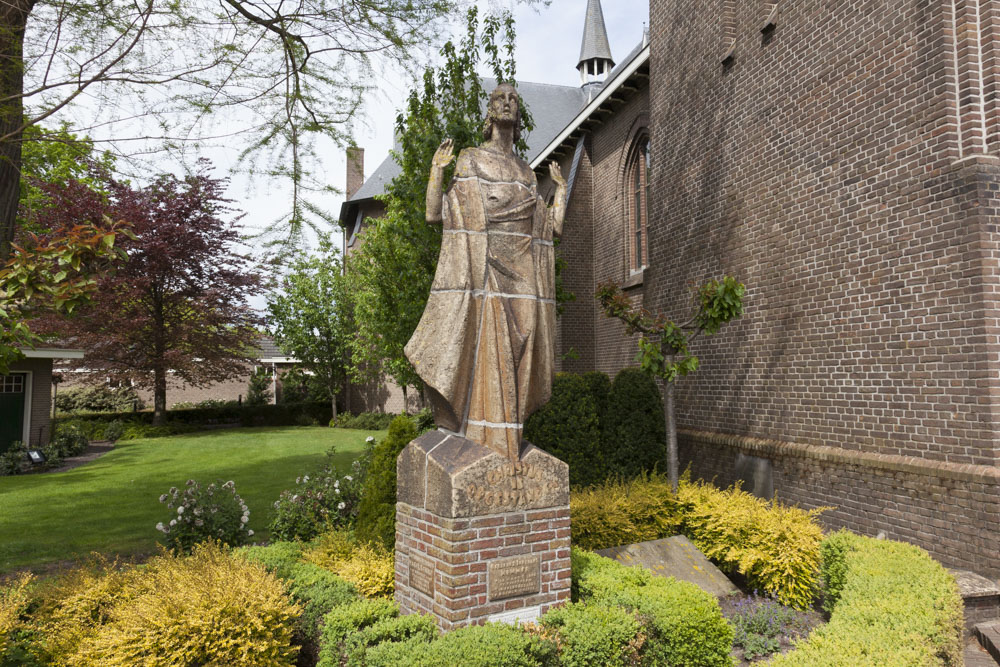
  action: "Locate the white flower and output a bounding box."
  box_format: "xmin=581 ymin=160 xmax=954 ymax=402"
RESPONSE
xmin=241 ymin=516 xmax=249 ymax=524
xmin=156 ymin=522 xmax=165 ymax=532
xmin=337 ymin=502 xmax=346 ymax=510
xmin=247 ymin=530 xmax=254 ymax=537
xmin=303 ymin=475 xmax=310 ymax=483
xmin=177 ymin=506 xmax=185 ymax=514
xmin=159 ymin=494 xmax=168 ymax=503
xmin=292 ymin=495 xmax=300 ymax=502
xmin=195 ymin=519 xmax=204 ymax=527
xmin=366 ymin=436 xmax=375 ymax=443
xmin=344 ymin=475 xmax=353 ymax=481
xmin=169 ymin=519 xmax=177 ymax=527
xmin=169 ymin=487 xmax=178 ymax=495
xmin=186 ymin=479 xmax=196 ymax=486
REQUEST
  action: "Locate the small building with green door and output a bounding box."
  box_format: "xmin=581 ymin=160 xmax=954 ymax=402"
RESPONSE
xmin=1 ymin=348 xmax=83 ymax=454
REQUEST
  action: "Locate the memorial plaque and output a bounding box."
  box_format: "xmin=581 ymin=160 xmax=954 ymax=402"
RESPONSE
xmin=488 ymin=555 xmax=540 ymax=601
xmin=409 ymin=553 xmax=435 ymax=598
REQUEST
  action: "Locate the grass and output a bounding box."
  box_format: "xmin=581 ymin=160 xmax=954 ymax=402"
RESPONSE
xmin=0 ymin=426 xmax=380 ymax=574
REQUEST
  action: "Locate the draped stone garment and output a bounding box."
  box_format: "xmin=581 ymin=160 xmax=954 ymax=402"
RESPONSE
xmin=405 ymin=147 xmax=557 ymax=462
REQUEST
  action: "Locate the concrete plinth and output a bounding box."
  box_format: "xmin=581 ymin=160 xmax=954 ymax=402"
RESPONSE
xmin=394 ymin=430 xmax=572 ymax=630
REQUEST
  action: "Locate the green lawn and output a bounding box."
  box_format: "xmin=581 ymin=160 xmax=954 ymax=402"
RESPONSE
xmin=0 ymin=426 xmax=379 ymax=573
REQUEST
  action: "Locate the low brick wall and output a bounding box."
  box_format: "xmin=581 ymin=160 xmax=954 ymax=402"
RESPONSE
xmin=679 ymin=430 xmax=1000 ymax=579
xmin=395 ymin=502 xmax=571 ymax=631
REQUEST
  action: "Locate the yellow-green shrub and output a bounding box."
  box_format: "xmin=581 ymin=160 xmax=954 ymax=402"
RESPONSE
xmin=677 ymin=478 xmax=825 ymax=609
xmin=769 ymin=531 xmax=963 ymax=666
xmin=60 ymin=542 xmax=300 ymax=666
xmin=304 ymin=530 xmax=395 ymax=598
xmin=0 ymin=573 xmax=33 ymax=654
xmin=570 ymin=473 xmax=684 ymax=551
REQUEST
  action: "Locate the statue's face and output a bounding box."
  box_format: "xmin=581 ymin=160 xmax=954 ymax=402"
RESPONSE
xmin=488 ymin=85 xmax=519 ymax=125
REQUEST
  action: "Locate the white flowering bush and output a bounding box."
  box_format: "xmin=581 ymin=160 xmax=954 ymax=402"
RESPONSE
xmin=156 ymin=479 xmax=253 ymax=552
xmin=268 ymin=452 xmax=366 ymax=542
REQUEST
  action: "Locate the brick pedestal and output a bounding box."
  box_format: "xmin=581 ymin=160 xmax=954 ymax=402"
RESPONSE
xmin=395 ymin=430 xmax=572 ymax=630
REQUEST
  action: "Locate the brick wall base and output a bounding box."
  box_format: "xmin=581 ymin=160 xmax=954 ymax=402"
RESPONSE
xmin=395 ymin=503 xmax=571 ymax=630
xmin=679 ymin=430 xmax=1000 ymax=580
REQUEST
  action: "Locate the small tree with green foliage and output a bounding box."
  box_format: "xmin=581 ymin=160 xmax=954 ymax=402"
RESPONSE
xmin=597 ymin=277 xmax=745 ymax=492
xmin=267 ymin=235 xmax=352 ymax=419
xmin=246 ymin=367 xmax=272 ymax=407
xmin=346 ymin=9 xmax=531 ymax=410
xmin=354 ymin=415 xmax=418 ymax=549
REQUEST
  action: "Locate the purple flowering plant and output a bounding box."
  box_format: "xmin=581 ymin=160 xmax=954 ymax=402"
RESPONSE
xmin=729 ymin=593 xmax=807 ymax=661
xmin=155 ymin=479 xmax=253 ymax=552
xmin=268 ymin=443 xmax=368 ymax=541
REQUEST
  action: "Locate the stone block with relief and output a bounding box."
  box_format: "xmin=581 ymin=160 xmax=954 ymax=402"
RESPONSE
xmin=395 ymin=429 xmax=571 ymax=630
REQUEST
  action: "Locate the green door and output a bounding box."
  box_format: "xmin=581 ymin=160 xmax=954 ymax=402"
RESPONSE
xmin=0 ymin=374 xmax=26 ymax=453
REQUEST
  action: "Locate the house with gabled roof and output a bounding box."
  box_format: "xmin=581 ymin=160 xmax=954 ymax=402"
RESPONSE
xmin=2 ymin=347 xmax=83 ymax=453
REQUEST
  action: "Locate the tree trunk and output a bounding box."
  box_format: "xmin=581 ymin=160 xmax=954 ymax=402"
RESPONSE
xmin=330 ymin=382 xmax=338 ymax=422
xmin=665 ymin=381 xmax=678 ymax=494
xmin=0 ymin=0 xmax=34 ymax=262
xmin=401 ymin=384 xmax=408 ymax=415
xmin=153 ymin=365 xmax=167 ymax=426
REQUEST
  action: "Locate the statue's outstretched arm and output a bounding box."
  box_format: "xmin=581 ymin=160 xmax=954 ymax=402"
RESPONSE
xmin=548 ymin=160 xmax=567 ymax=238
xmin=426 ymin=139 xmax=455 ymax=223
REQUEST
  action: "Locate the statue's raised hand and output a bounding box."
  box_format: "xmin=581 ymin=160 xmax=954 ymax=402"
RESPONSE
xmin=433 ymin=139 xmax=455 ymax=170
xmin=549 ymin=160 xmax=566 ymax=187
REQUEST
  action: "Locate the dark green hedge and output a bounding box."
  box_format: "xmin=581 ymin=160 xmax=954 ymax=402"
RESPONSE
xmin=354 ymin=416 xmax=417 ymax=548
xmin=524 ymin=372 xmax=604 ymax=487
xmin=603 ymin=368 xmax=665 ymax=478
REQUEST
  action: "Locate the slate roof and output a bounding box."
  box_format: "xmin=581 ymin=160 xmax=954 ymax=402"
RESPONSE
xmin=578 ymin=0 xmax=614 ymax=70
xmin=345 ymin=78 xmax=587 ymax=206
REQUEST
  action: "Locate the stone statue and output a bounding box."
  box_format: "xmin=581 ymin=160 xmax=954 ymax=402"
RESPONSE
xmin=405 ymin=83 xmax=568 ymax=463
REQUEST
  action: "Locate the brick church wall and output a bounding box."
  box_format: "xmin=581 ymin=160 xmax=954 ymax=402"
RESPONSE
xmin=646 ymin=0 xmax=1000 ymax=575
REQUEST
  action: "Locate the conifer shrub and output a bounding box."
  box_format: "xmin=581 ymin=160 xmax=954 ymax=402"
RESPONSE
xmin=303 ymin=530 xmax=395 ymax=599
xmin=570 ymin=548 xmax=733 ymax=667
xmin=678 ymin=478 xmax=825 ymax=609
xmin=604 ymin=367 xmax=665 ymax=477
xmin=581 ymin=370 xmax=611 ymax=432
xmin=354 ymin=415 xmax=417 ymax=548
xmin=524 ymin=372 xmax=604 ymax=486
xmin=539 ymin=602 xmax=644 ymax=667
xmin=40 ymin=543 xmax=300 ymax=666
xmin=770 ymin=531 xmax=963 ymax=666
xmin=569 ymin=472 xmax=683 ymax=551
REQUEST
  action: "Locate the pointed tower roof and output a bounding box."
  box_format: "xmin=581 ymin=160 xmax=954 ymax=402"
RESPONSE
xmin=577 ymin=0 xmax=615 ymax=72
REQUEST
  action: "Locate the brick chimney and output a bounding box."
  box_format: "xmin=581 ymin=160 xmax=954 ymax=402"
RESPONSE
xmin=346 ymin=147 xmax=364 ymax=200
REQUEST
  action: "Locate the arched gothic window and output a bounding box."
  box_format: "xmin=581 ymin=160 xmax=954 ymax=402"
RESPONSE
xmin=628 ymin=135 xmax=651 ymax=272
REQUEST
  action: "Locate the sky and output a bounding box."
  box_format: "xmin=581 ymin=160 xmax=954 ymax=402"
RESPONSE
xmin=224 ymin=0 xmax=650 ymax=251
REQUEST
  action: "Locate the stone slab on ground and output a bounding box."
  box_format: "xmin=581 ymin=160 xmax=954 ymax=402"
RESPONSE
xmin=952 ymin=570 xmax=1000 ymax=633
xmin=966 ymin=639 xmax=1000 ymax=667
xmin=595 ymin=535 xmax=738 ymax=598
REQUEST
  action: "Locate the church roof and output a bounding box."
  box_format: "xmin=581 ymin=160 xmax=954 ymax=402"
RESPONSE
xmin=577 ymin=0 xmax=614 ymax=70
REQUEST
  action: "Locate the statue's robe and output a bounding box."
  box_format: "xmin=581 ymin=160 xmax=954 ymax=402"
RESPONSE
xmin=405 ymin=147 xmax=558 ymax=462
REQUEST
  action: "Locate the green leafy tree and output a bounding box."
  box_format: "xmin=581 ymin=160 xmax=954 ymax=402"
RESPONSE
xmin=0 ymin=219 xmax=130 ymax=374
xmin=597 ymin=276 xmax=746 ymax=492
xmin=347 ymin=9 xmax=531 ymax=409
xmin=1 ymin=0 xmax=475 ymax=262
xmin=267 ymin=235 xmax=352 ymax=418
xmin=246 ymin=367 xmax=272 ymax=407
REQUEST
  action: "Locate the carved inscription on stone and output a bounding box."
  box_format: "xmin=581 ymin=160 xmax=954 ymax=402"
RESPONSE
xmin=488 ymin=555 xmax=540 ymax=601
xmin=465 ymin=461 xmax=561 ymax=510
xmin=409 ymin=553 xmax=435 ymax=598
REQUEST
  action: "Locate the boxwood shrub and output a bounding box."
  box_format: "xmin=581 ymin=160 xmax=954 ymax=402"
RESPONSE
xmin=359 ymin=622 xmax=559 ymax=667
xmin=769 ymin=531 xmax=963 ymax=667
xmin=540 ymin=602 xmax=643 ymax=667
xmin=571 ymin=547 xmax=734 ymax=666
xmin=524 ymin=372 xmax=604 ymax=487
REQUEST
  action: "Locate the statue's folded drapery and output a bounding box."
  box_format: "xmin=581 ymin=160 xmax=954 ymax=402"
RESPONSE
xmin=405 ymin=147 xmax=557 ymax=462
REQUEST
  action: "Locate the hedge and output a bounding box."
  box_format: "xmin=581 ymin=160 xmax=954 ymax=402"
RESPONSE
xmin=769 ymin=531 xmax=964 ymax=667
xmin=603 ymin=368 xmax=665 ymax=478
xmin=571 ymin=548 xmax=734 ymax=666
xmin=524 ymin=372 xmax=604 ymax=487
xmin=53 ymin=401 xmax=333 ymax=440
xmin=570 ymin=473 xmax=684 ymax=551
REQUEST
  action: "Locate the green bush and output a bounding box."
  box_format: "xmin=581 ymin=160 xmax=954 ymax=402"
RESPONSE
xmin=362 ymin=622 xmax=559 ymax=667
xmin=770 ymin=531 xmax=963 ymax=667
xmin=317 ymin=598 xmax=399 ymax=667
xmin=540 ymin=602 xmax=643 ymax=667
xmin=354 ymin=416 xmax=417 ymax=548
xmin=101 ymin=420 xmax=124 ymax=443
xmin=155 ymin=480 xmax=253 ymax=551
xmin=571 ymin=548 xmax=733 ymax=667
xmin=524 ymin=373 xmax=604 ymax=487
xmin=581 ymin=370 xmax=611 ymax=432
xmin=0 ymin=444 xmax=27 ymax=476
xmin=569 ymin=472 xmax=684 ymax=551
xmin=269 ymin=455 xmax=365 ymax=542
xmin=332 ymin=411 xmax=398 ymax=430
xmin=342 ymin=614 xmax=438 ymax=666
xmin=50 ymin=424 xmax=89 ymax=458
xmin=54 ymin=385 xmax=142 ymax=414
xmin=604 ymin=368 xmax=665 ymax=478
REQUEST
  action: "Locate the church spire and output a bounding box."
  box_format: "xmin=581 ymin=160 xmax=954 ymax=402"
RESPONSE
xmin=577 ymin=0 xmax=615 ymax=86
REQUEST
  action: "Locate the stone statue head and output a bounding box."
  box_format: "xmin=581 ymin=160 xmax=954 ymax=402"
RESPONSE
xmin=483 ymin=83 xmax=522 ymax=145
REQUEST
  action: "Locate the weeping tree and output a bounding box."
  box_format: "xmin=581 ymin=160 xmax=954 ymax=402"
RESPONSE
xmin=598 ymin=276 xmax=746 ymax=492
xmin=346 ymin=8 xmax=533 ymax=411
